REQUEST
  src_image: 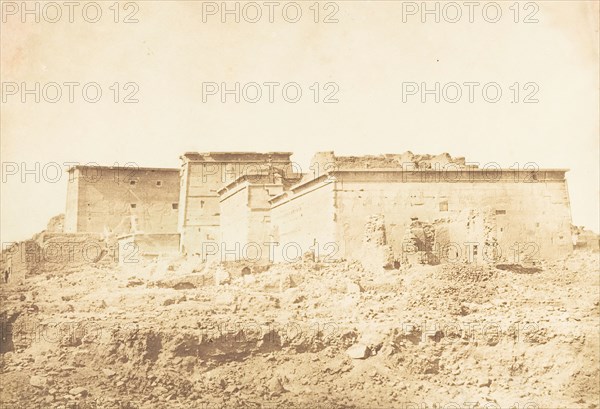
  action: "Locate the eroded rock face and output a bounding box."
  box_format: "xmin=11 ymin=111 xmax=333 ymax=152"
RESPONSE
xmin=364 ymin=214 xmax=387 ymax=247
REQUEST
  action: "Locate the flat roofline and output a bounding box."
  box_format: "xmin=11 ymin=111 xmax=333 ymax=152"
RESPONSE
xmin=183 ymin=151 xmax=293 ymax=155
xmin=269 ymin=167 xmax=570 ymax=204
xmin=68 ymin=165 xmax=179 ymax=172
xmin=184 ymin=151 xmax=293 ymax=155
xmin=181 ymin=152 xmax=293 ymax=162
xmin=316 ymin=168 xmax=571 ymax=173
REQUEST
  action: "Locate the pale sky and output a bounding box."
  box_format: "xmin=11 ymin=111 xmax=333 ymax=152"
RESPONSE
xmin=1 ymin=0 xmax=599 ymax=243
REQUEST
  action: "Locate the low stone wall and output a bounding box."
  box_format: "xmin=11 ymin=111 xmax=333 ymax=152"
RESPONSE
xmin=117 ymin=233 xmax=180 ymax=265
xmin=1 ymin=232 xmax=116 ymax=279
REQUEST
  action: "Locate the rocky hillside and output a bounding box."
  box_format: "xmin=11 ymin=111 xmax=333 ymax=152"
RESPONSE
xmin=1 ymin=251 xmax=598 ymax=409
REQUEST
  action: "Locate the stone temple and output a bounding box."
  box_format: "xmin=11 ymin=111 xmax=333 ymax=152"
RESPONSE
xmin=56 ymin=151 xmax=573 ymax=267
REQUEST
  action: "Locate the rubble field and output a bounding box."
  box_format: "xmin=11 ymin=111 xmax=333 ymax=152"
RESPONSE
xmin=1 ymin=250 xmax=598 ymax=409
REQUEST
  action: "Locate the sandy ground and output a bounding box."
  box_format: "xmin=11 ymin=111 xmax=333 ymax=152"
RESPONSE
xmin=1 ymin=250 xmax=598 ymax=409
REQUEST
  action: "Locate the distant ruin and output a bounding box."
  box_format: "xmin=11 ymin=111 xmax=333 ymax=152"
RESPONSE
xmin=2 ymin=151 xmax=581 ymax=276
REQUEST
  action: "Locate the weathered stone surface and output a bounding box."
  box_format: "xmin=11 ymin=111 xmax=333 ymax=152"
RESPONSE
xmin=347 ymin=344 xmax=371 ymax=359
xmin=69 ymin=387 xmax=88 ymax=396
xmin=29 ymin=375 xmax=47 ymax=389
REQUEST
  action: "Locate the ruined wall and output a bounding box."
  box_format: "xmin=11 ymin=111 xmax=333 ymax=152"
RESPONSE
xmin=117 ymin=233 xmax=180 ymax=265
xmin=303 ymin=151 xmax=469 ymax=184
xmin=333 ymin=170 xmax=572 ymax=263
xmin=0 ymin=240 xmax=40 ymax=279
xmin=0 ymin=233 xmax=114 ymax=278
xmin=65 ymin=167 xmax=180 ymax=235
xmin=573 ymin=227 xmax=600 ymax=252
xmin=178 ymin=153 xmax=293 ymax=255
xmin=270 ymin=181 xmax=337 ymax=263
xmin=34 ymin=232 xmax=115 ymax=272
xmin=269 ymin=169 xmax=572 ymax=265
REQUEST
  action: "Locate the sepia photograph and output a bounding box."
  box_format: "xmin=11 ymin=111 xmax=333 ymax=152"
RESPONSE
xmin=1 ymin=1 xmax=599 ymax=408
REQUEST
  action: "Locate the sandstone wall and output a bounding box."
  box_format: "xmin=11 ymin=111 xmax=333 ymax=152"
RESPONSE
xmin=270 ymin=181 xmax=337 ymax=263
xmin=334 ymin=172 xmax=572 ymax=263
xmin=270 ymin=169 xmax=572 ymax=265
xmin=65 ymin=167 xmax=180 ymax=235
xmin=178 ymin=153 xmax=293 ymax=255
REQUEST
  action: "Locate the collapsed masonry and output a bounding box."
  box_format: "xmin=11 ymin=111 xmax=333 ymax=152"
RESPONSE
xmin=0 ymin=215 xmax=115 ymax=280
xmin=1 ymin=151 xmax=580 ymax=278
